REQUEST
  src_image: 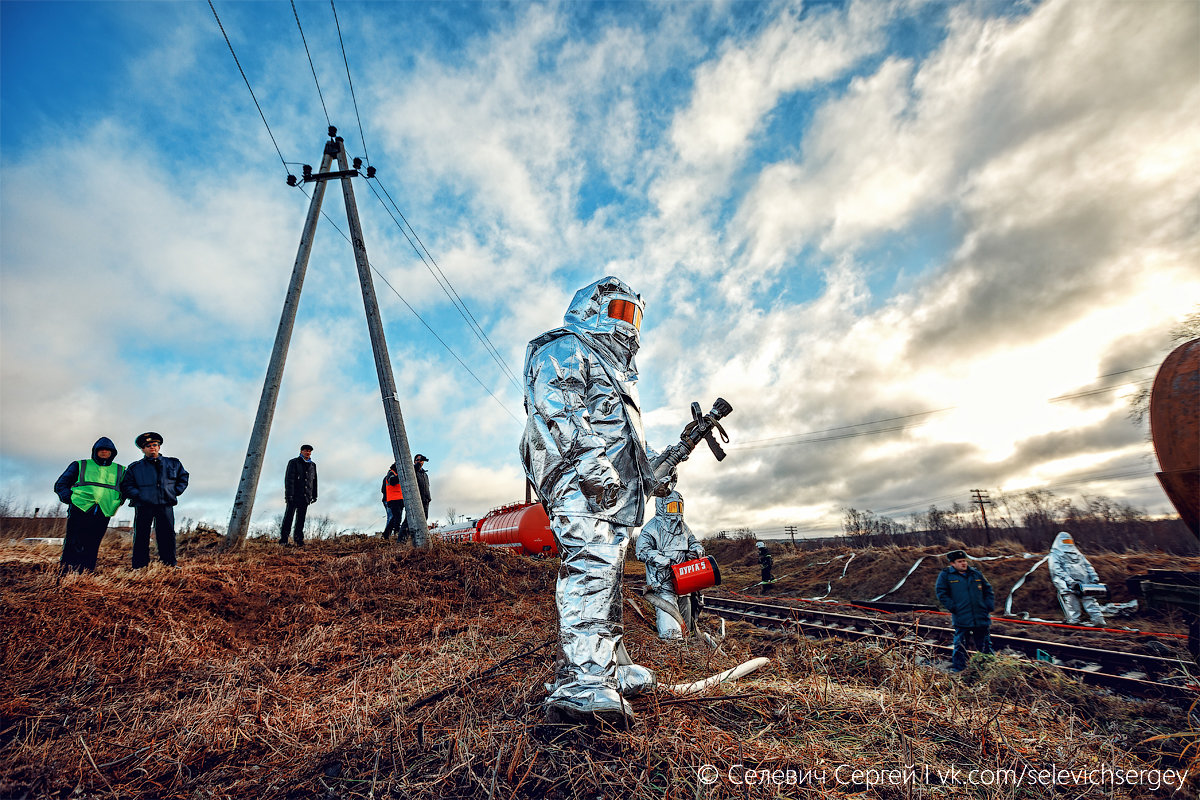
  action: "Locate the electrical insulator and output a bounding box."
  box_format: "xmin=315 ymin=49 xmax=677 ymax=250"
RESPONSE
xmin=328 ymin=125 xmax=337 ymax=138
xmin=353 ymin=157 xmax=362 ymax=170
xmin=302 ymin=164 xmax=312 ymax=180
xmin=287 ymin=175 xmax=297 ymax=187
xmin=366 ymin=166 xmax=376 ymax=179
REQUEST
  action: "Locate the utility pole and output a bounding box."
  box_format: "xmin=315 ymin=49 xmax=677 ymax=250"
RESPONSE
xmin=225 ymin=136 xmax=336 ymax=549
xmin=785 ymin=525 xmax=798 ymax=550
xmin=333 ymin=138 xmax=429 ymax=547
xmin=971 ymin=489 xmax=992 ymax=544
xmin=224 ymin=129 xmax=428 ymax=548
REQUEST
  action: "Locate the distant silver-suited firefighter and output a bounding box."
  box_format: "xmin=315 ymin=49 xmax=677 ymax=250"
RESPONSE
xmin=636 ymin=487 xmax=704 ymax=638
xmin=1049 ymin=532 xmax=1107 ymax=626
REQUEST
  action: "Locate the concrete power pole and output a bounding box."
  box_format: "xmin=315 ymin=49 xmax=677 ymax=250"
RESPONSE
xmin=225 ymin=138 xmax=336 ymax=549
xmin=333 ymin=139 xmax=429 ymax=547
xmin=971 ymin=489 xmax=992 ymax=544
xmin=225 ymin=130 xmax=428 ymax=548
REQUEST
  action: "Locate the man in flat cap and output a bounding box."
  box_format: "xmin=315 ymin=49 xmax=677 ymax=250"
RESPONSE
xmin=121 ymin=432 xmax=189 ymax=568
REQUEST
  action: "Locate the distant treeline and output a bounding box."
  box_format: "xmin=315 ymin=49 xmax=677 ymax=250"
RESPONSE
xmin=713 ymin=490 xmax=1198 ymax=555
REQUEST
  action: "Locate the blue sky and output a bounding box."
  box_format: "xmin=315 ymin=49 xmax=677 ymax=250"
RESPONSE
xmin=2 ymin=0 xmax=1197 ymax=539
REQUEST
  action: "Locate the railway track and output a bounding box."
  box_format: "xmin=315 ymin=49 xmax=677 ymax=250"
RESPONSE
xmin=700 ymin=595 xmax=1199 ymax=704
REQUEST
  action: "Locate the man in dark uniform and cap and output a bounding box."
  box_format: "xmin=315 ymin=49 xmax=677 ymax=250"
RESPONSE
xmin=121 ymin=432 xmax=189 ymax=568
xmin=935 ymin=549 xmax=995 ymax=672
xmin=53 ymin=436 xmax=126 ymax=574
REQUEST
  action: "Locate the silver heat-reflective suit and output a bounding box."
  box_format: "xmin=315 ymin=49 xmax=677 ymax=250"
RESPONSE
xmin=636 ymin=490 xmax=703 ymax=639
xmin=520 ymin=276 xmax=658 ymax=723
xmin=1048 ymin=531 xmax=1106 ymax=625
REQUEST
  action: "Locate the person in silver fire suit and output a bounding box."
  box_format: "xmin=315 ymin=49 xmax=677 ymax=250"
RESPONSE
xmin=636 ymin=487 xmax=704 ymax=639
xmin=1048 ymin=531 xmax=1106 ymax=626
xmin=520 ymin=276 xmax=661 ymax=725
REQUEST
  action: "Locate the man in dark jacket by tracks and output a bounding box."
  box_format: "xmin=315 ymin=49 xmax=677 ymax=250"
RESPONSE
xmin=281 ymin=445 xmax=317 ymax=547
xmin=54 ymin=436 xmax=126 ymax=574
xmin=935 ymin=549 xmax=996 ymax=672
xmin=121 ymin=432 xmax=189 ymax=568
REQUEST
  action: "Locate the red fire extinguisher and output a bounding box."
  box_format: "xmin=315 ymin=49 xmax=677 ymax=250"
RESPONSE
xmin=671 ymin=556 xmax=722 ymax=594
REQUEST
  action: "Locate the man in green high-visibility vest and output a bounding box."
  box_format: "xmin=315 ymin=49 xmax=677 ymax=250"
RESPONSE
xmin=53 ymin=436 xmax=126 ymax=574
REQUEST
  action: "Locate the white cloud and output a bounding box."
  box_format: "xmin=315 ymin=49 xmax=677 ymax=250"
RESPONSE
xmin=3 ymin=0 xmax=1196 ymax=541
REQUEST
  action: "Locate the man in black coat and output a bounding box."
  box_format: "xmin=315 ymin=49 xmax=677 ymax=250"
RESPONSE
xmin=400 ymin=454 xmax=432 ymax=539
xmin=935 ymin=549 xmax=996 ymax=672
xmin=121 ymin=432 xmax=189 ymax=568
xmin=281 ymin=444 xmax=318 ymax=546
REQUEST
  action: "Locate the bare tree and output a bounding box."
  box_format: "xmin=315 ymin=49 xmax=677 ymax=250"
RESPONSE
xmin=1129 ymin=307 xmax=1200 ymax=424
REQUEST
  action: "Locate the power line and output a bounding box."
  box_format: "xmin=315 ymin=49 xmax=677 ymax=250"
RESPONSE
xmin=732 ymin=417 xmax=947 ymax=451
xmin=365 ymin=178 xmax=523 ymax=391
xmin=279 ymin=2 xmax=520 ymax=408
xmin=329 ymin=0 xmax=370 ymax=167
xmin=207 ymin=0 xmax=290 ymax=177
xmin=732 ymin=363 xmax=1160 ymax=452
xmin=213 ymin=4 xmax=518 ymax=420
xmin=1093 ymin=364 xmax=1158 ymax=379
xmin=1049 ymin=377 xmax=1152 ymax=403
xmin=291 ymin=0 xmax=331 ymax=128
xmin=294 ymin=187 xmax=523 ymax=425
xmin=874 ymin=491 xmax=968 ymax=516
xmin=369 ymin=178 xmax=522 ymax=388
xmin=733 ymin=408 xmax=954 ymax=448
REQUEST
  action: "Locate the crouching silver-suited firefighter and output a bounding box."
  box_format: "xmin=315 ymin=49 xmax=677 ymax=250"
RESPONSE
xmin=636 ymin=487 xmax=703 ymax=639
xmin=1049 ymin=531 xmax=1106 ymax=626
xmin=520 ymin=276 xmax=660 ymax=725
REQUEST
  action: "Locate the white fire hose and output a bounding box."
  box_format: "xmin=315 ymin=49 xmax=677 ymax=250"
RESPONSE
xmin=661 ymin=657 xmax=771 ymax=695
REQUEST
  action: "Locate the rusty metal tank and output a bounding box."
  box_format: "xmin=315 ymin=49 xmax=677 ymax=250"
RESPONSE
xmin=1149 ymin=338 xmax=1199 ymax=536
xmin=478 ymin=502 xmax=557 ymax=556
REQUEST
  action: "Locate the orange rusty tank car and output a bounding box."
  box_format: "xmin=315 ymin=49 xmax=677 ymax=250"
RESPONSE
xmin=1149 ymin=337 xmax=1199 ymax=536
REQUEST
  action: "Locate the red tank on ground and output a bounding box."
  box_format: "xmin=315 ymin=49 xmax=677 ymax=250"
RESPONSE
xmin=429 ymin=501 xmax=557 ymax=557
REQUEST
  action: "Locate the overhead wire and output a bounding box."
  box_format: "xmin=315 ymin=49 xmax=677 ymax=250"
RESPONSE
xmin=365 ymin=179 xmax=524 ymax=391
xmin=734 ymin=363 xmax=1161 ymax=532
xmin=293 ymin=187 xmax=523 ymax=425
xmin=732 ymin=408 xmax=954 ymax=450
xmin=1046 ymin=367 xmax=1156 ymax=402
xmin=291 ymin=0 xmax=331 ymax=128
xmin=329 ymin=0 xmax=370 ymax=167
xmin=314 ymin=1 xmax=521 ymax=402
xmin=732 ymin=363 xmax=1158 ymax=452
xmin=208 ymin=0 xmax=290 ymax=177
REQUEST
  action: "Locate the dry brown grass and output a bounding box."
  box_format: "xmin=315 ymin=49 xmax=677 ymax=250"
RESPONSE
xmin=0 ymin=536 xmax=1195 ymax=799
